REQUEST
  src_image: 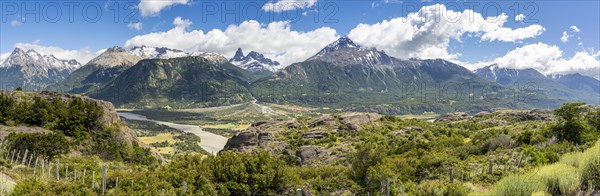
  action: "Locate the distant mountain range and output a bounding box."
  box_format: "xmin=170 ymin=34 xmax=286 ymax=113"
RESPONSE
xmin=0 ymin=48 xmax=80 ymax=90
xmin=475 ymin=64 xmax=600 ymax=104
xmin=229 ymin=48 xmax=283 ymax=78
xmin=47 ymin=46 xmax=143 ymax=93
xmin=250 ymin=37 xmax=519 ymax=113
xmin=1 ymin=38 xmax=598 ymax=114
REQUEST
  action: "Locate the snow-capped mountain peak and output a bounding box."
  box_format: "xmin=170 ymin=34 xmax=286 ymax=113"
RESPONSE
xmin=190 ymin=52 xmax=229 ymax=65
xmin=0 ymin=48 xmax=82 ymax=90
xmin=127 ymin=45 xmax=188 ymax=59
xmin=310 ymin=36 xmax=363 ymax=60
xmin=307 ymin=36 xmax=394 ymax=67
xmin=1 ymin=48 xmax=81 ymax=71
xmin=229 ymin=48 xmax=283 ymax=73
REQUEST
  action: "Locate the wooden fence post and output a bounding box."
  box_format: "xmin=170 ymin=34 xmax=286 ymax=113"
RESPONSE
xmin=116 ymin=176 xmax=119 ymax=189
xmin=3 ymin=147 xmax=9 ymax=160
xmin=74 ymin=169 xmax=77 ymax=182
xmin=488 ymin=160 xmax=493 ymax=174
xmin=47 ymin=160 xmax=51 ymax=178
xmin=28 ymin=154 xmax=34 ymax=167
xmin=56 ymin=160 xmax=60 ymax=180
xmin=182 ymin=181 xmax=187 ymax=195
xmin=92 ymin=171 xmax=95 ymax=189
xmin=481 ymin=164 xmax=485 ymax=174
xmin=10 ymin=149 xmax=16 ymax=163
xmin=83 ymin=169 xmax=86 ymax=184
xmin=41 ymin=159 xmax=45 ymax=178
xmin=48 ymin=160 xmax=52 ymax=178
xmin=65 ymin=165 xmax=69 ymax=181
xmin=33 ymin=157 xmax=38 ymax=177
xmin=385 ymin=179 xmax=390 ymax=196
xmin=102 ymin=166 xmax=106 ymax=195
xmin=21 ymin=149 xmax=28 ymax=165
xmin=517 ymin=153 xmax=524 ymax=167
xmin=450 ymin=167 xmax=454 ymax=182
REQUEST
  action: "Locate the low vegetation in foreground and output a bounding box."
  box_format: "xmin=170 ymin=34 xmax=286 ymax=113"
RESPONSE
xmin=1 ymin=96 xmax=599 ymax=195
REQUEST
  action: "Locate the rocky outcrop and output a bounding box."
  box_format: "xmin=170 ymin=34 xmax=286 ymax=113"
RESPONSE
xmin=225 ymin=130 xmax=274 ymax=150
xmin=435 ymin=112 xmax=471 ymax=122
xmin=308 ymin=115 xmax=338 ymax=128
xmin=224 ymin=112 xmax=382 ymax=165
xmin=339 ymin=112 xmax=382 ymax=131
xmin=295 ymin=145 xmax=331 ymax=165
xmin=496 ymin=109 xmax=554 ymax=121
xmin=302 ymin=131 xmax=329 ymax=140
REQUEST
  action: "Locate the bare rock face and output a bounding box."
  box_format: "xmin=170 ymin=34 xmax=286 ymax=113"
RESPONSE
xmin=308 ymin=115 xmax=338 ymax=128
xmin=435 ymin=112 xmax=471 ymax=122
xmin=302 ymin=131 xmax=329 ymax=140
xmin=295 ymin=145 xmax=331 ymax=165
xmin=225 ymin=130 xmax=274 ymax=149
xmin=339 ymin=112 xmax=382 ymax=131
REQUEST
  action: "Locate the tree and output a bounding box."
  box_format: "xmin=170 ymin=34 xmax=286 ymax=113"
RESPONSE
xmin=586 ymin=109 xmax=600 ymax=131
xmin=553 ymin=102 xmax=586 ymax=143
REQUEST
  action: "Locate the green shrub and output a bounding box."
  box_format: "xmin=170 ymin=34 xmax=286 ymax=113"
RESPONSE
xmin=559 ymin=151 xmax=583 ymax=167
xmin=580 ymin=141 xmax=600 ymax=188
xmin=10 ymin=178 xmax=96 ymax=195
xmin=5 ymin=132 xmax=70 ymax=159
xmin=535 ymin=163 xmax=581 ymax=195
xmin=490 ymin=174 xmax=546 ymax=196
xmin=416 ymin=181 xmax=469 ymax=196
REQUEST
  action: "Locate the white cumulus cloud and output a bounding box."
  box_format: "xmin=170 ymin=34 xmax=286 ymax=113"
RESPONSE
xmin=561 ymin=26 xmax=582 ymax=43
xmin=262 ymin=0 xmax=318 ymax=12
xmin=462 ymin=43 xmax=600 ymax=79
xmin=138 ymin=0 xmax=188 ymax=17
xmin=348 ymin=4 xmax=545 ymax=60
xmin=561 ymin=31 xmax=570 ymax=43
xmin=515 ymin=14 xmax=525 ymax=22
xmin=570 ymin=25 xmax=580 ymax=32
xmin=124 ymin=17 xmax=339 ymax=66
xmin=481 ymin=24 xmax=545 ymax=42
xmin=128 ymin=22 xmax=143 ymax=30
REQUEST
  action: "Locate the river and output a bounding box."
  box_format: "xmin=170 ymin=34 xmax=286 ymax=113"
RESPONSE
xmin=117 ymin=112 xmax=229 ymax=155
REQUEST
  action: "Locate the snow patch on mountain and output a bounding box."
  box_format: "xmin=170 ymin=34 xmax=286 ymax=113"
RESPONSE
xmin=1 ymin=48 xmax=81 ymax=73
xmin=229 ymin=48 xmax=283 ymax=72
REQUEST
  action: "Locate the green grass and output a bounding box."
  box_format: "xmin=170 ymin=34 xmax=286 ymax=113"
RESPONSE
xmin=489 ymin=174 xmax=546 ymax=196
xmin=490 ymin=140 xmax=600 ymax=195
xmin=559 ymin=151 xmax=583 ymax=167
xmin=580 ymin=140 xmax=600 ymax=188
xmin=535 ymin=163 xmax=581 ymax=195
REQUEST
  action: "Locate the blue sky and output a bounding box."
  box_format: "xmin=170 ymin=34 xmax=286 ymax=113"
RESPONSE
xmin=1 ymin=0 xmax=599 ymax=78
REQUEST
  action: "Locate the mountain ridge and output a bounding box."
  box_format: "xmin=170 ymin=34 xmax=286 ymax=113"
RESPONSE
xmin=0 ymin=48 xmax=81 ymax=90
xmin=229 ymin=48 xmax=282 ymax=77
